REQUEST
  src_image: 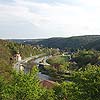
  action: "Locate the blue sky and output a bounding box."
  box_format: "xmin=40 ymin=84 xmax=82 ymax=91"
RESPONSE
xmin=0 ymin=0 xmax=100 ymax=39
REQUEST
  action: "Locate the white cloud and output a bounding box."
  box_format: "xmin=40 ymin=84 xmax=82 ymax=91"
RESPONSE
xmin=0 ymin=0 xmax=100 ymax=38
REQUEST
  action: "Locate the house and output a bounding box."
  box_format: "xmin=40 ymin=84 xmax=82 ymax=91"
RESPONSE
xmin=16 ymin=54 xmax=21 ymax=61
xmin=40 ymin=80 xmax=56 ymax=89
xmin=14 ymin=52 xmax=22 ymax=61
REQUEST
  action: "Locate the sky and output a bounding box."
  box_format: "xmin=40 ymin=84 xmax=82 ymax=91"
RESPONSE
xmin=0 ymin=0 xmax=100 ymax=39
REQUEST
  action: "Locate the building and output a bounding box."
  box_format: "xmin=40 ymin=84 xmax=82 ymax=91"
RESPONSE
xmin=14 ymin=52 xmax=22 ymax=61
xmin=40 ymin=80 xmax=56 ymax=89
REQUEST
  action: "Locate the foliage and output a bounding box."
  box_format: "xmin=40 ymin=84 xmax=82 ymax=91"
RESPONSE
xmin=1 ymin=39 xmax=100 ymax=100
xmin=72 ymin=50 xmax=100 ymax=68
xmin=0 ymin=39 xmax=50 ymax=80
xmin=35 ymin=35 xmax=100 ymax=50
xmin=85 ymin=39 xmax=100 ymax=50
xmin=0 ymin=67 xmax=45 ymax=100
xmin=40 ymin=89 xmax=56 ymax=100
xmin=0 ymin=67 xmax=58 ymax=100
xmin=54 ymin=82 xmax=68 ymax=100
xmin=47 ymin=56 xmax=67 ymax=66
xmin=60 ymin=64 xmax=100 ymax=100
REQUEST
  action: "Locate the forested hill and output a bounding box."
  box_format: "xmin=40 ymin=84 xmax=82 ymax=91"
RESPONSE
xmin=0 ymin=39 xmax=46 ymax=80
xmin=36 ymin=35 xmax=100 ymax=50
xmin=85 ymin=39 xmax=100 ymax=50
xmin=9 ymin=35 xmax=100 ymax=50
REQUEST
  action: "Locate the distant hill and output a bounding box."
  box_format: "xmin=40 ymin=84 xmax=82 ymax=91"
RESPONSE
xmin=8 ymin=39 xmax=43 ymax=45
xmin=36 ymin=35 xmax=100 ymax=50
xmin=9 ymin=35 xmax=100 ymax=50
xmin=85 ymin=39 xmax=100 ymax=50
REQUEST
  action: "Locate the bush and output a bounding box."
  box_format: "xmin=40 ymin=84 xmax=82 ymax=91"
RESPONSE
xmin=62 ymin=64 xmax=100 ymax=100
xmin=1 ymin=67 xmax=45 ymax=100
xmin=73 ymin=50 xmax=100 ymax=68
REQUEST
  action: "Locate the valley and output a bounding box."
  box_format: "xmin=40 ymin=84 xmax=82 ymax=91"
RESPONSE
xmin=1 ymin=35 xmax=100 ymax=100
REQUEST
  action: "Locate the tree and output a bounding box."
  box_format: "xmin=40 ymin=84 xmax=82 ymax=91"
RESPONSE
xmin=73 ymin=50 xmax=99 ymax=68
xmin=54 ymin=82 xmax=68 ymax=100
xmin=63 ymin=64 xmax=100 ymax=100
xmin=1 ymin=67 xmax=45 ymax=100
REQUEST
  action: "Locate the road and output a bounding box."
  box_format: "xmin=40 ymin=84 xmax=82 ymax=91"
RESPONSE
xmin=34 ymin=56 xmax=50 ymax=66
xmin=14 ymin=54 xmax=51 ymax=80
xmin=14 ymin=54 xmax=45 ymax=72
xmin=34 ymin=56 xmax=51 ymax=80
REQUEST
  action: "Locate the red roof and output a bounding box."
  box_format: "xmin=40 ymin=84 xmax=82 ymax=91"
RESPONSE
xmin=40 ymin=80 xmax=56 ymax=89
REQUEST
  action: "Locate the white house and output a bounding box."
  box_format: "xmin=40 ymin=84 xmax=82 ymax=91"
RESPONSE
xmin=15 ymin=52 xmax=22 ymax=61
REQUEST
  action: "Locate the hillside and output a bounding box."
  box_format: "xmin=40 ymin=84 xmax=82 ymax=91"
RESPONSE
xmin=0 ymin=39 xmax=47 ymax=80
xmin=36 ymin=35 xmax=100 ymax=50
xmin=10 ymin=35 xmax=100 ymax=50
xmin=9 ymin=39 xmax=43 ymax=45
xmin=85 ymin=39 xmax=100 ymax=50
xmin=1 ymin=39 xmax=100 ymax=99
xmin=0 ymin=40 xmax=12 ymax=80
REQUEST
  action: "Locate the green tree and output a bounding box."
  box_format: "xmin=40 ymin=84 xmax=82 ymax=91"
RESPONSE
xmin=73 ymin=50 xmax=99 ymax=68
xmin=1 ymin=67 xmax=45 ymax=100
xmin=63 ymin=64 xmax=100 ymax=100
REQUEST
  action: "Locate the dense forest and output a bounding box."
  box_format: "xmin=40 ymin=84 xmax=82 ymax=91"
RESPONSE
xmin=1 ymin=38 xmax=100 ymax=100
xmin=36 ymin=35 xmax=100 ymax=50
xmin=85 ymin=39 xmax=100 ymax=50
xmin=10 ymin=35 xmax=100 ymax=50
